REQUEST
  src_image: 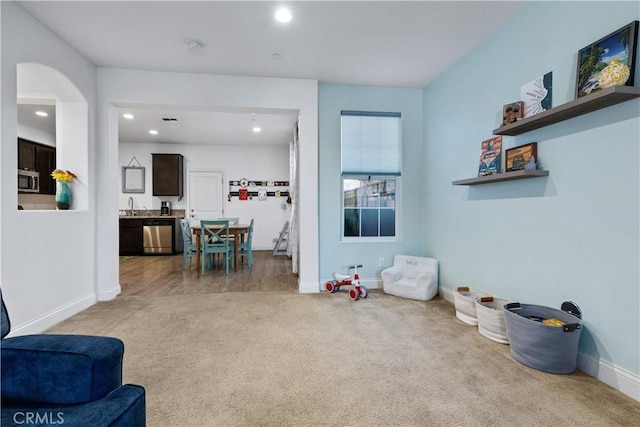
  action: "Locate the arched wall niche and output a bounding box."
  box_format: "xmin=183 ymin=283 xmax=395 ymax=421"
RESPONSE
xmin=17 ymin=63 xmax=89 ymax=210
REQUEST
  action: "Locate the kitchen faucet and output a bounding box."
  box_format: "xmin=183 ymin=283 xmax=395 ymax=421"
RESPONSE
xmin=128 ymin=197 xmax=134 ymax=216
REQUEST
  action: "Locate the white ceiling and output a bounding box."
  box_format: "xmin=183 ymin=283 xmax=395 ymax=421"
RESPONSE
xmin=15 ymin=1 xmax=525 ymax=145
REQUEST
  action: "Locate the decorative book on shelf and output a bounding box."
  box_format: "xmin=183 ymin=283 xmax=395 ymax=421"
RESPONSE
xmin=478 ymin=136 xmax=503 ymax=177
xmin=521 ymin=72 xmax=553 ymax=118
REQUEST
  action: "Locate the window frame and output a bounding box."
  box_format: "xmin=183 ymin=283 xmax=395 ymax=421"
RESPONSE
xmin=341 ymin=175 xmax=401 ymax=242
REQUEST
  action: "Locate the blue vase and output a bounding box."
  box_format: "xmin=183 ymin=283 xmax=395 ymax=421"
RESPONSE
xmin=56 ymin=181 xmax=71 ymax=210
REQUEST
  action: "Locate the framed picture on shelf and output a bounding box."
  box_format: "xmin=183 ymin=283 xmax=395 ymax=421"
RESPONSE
xmin=505 ymin=142 xmax=538 ymax=172
xmin=576 ymin=21 xmax=638 ymax=98
xmin=502 ymin=101 xmax=524 ymax=126
xmin=478 ymin=136 xmax=503 ymax=177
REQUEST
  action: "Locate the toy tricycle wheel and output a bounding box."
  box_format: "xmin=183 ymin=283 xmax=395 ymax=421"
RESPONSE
xmin=349 ymin=288 xmax=359 ymax=301
xmin=358 ymin=286 xmax=368 ymax=298
xmin=325 ymin=281 xmax=335 ymax=293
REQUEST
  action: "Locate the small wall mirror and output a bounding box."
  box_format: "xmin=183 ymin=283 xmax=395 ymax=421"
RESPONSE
xmin=122 ymin=166 xmax=145 ymax=193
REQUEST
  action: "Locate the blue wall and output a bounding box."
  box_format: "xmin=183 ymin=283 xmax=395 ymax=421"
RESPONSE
xmin=424 ymin=1 xmax=639 ymax=377
xmin=318 ymin=84 xmax=425 ymax=285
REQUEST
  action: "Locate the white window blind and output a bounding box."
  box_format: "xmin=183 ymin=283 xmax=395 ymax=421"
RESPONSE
xmin=341 ymin=111 xmax=401 ymax=175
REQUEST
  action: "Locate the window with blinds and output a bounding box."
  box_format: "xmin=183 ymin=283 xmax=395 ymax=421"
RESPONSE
xmin=340 ymin=111 xmax=401 ymax=240
xmin=341 ymin=111 xmax=401 ymax=175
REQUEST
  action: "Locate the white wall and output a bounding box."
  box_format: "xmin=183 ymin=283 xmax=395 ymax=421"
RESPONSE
xmin=96 ymin=69 xmax=319 ymax=297
xmin=1 ymin=2 xmax=98 ymax=334
xmin=119 ymin=142 xmax=291 ymax=250
xmin=17 ymin=123 xmax=55 ymax=147
xmin=423 ymin=1 xmax=639 ymax=399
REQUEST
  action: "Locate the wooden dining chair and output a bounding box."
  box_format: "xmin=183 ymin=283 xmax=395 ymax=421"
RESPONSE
xmin=239 ymin=219 xmax=255 ymax=267
xmin=179 ymin=218 xmax=197 ymax=270
xmin=200 ymin=220 xmax=234 ymax=275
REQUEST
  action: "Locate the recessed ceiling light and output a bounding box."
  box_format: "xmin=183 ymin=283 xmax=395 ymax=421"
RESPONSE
xmin=275 ymin=8 xmax=292 ymax=23
xmin=35 ymin=111 xmax=48 ymax=117
xmin=252 ymin=126 xmax=262 ymax=133
xmin=123 ymin=113 xmax=134 ymax=119
xmin=149 ymin=130 xmax=158 ymax=135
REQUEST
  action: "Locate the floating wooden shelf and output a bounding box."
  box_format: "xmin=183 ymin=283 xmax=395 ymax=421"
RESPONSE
xmin=493 ymin=86 xmax=640 ymax=136
xmin=452 ymin=170 xmax=549 ymax=186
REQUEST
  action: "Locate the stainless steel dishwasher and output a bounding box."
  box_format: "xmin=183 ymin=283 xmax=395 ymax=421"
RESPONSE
xmin=143 ymin=219 xmax=173 ymax=254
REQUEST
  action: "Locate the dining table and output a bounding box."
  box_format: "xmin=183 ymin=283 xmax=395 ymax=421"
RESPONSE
xmin=191 ymin=223 xmax=250 ymax=273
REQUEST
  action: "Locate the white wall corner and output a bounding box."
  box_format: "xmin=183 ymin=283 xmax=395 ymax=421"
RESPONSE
xmin=6 ymin=293 xmax=96 ymax=336
xmin=577 ymin=353 xmax=640 ymax=402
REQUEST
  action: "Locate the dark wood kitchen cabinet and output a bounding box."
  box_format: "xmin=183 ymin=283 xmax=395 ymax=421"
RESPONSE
xmin=18 ymin=138 xmax=37 ymax=170
xmin=18 ymin=138 xmax=56 ymax=195
xmin=119 ymin=218 xmax=144 ymax=255
xmin=152 ymin=153 xmax=183 ymax=198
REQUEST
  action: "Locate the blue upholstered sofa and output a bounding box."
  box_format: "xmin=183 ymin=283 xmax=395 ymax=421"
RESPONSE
xmin=1 ymin=289 xmax=145 ymax=426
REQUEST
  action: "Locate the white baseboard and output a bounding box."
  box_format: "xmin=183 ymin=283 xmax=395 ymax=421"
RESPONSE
xmin=100 ymin=284 xmax=122 ymax=301
xmin=577 ymin=353 xmax=640 ymax=401
xmin=7 ymin=293 xmax=96 ymax=337
xmin=439 ymin=286 xmax=639 ymax=402
xmin=298 ymin=281 xmax=320 ymax=293
xmin=360 ymin=278 xmax=381 ymax=289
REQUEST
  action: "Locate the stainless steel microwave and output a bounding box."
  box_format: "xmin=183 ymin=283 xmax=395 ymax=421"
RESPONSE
xmin=18 ymin=169 xmax=39 ymax=193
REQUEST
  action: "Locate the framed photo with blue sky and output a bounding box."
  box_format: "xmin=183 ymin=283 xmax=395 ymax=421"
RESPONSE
xmin=576 ymin=21 xmax=638 ymax=98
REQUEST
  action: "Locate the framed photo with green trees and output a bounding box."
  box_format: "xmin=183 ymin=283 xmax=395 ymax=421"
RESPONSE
xmin=576 ymin=21 xmax=638 ymax=98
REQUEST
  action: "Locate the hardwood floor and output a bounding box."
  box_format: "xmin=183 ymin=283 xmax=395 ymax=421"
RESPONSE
xmin=119 ymin=250 xmax=298 ymax=296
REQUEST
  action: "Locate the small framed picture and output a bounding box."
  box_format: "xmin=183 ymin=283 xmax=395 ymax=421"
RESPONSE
xmin=478 ymin=136 xmax=503 ymax=177
xmin=576 ymin=21 xmax=638 ymax=98
xmin=122 ymin=166 xmax=145 ymax=193
xmin=502 ymin=101 xmax=524 ymax=126
xmin=505 ymin=142 xmax=538 ymax=172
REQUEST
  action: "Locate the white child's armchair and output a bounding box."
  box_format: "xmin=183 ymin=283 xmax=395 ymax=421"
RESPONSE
xmin=381 ymin=255 xmax=439 ymax=301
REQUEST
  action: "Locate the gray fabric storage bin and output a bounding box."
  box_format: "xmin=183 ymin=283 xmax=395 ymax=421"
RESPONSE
xmin=502 ymin=303 xmax=582 ymax=374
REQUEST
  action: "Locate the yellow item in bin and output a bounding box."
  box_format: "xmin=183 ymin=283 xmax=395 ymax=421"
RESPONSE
xmin=542 ymin=318 xmax=565 ymax=327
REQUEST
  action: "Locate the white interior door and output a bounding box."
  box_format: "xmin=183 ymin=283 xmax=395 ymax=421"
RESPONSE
xmin=188 ymin=170 xmax=224 ymax=225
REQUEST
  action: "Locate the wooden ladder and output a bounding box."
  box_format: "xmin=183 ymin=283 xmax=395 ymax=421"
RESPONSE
xmin=273 ymin=221 xmax=290 ymax=256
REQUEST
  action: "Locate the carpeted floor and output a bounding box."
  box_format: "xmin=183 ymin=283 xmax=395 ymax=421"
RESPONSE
xmin=48 ymin=291 xmax=640 ymax=426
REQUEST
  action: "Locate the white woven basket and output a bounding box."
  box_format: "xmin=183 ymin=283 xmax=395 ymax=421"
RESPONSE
xmin=453 ymin=287 xmax=487 ymax=326
xmin=475 ymin=297 xmax=510 ymax=344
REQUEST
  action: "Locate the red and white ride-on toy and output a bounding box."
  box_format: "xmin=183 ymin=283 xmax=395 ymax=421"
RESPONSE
xmin=325 ymin=264 xmax=368 ymax=301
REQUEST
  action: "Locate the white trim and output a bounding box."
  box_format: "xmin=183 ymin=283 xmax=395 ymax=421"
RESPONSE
xmin=6 ymin=294 xmax=96 ymax=337
xmin=298 ymin=281 xmax=320 ymax=293
xmin=577 ymin=353 xmax=640 ymax=402
xmin=341 ymin=176 xmax=401 ymax=242
xmin=439 ymin=286 xmax=639 ymax=402
xmin=99 ymin=284 xmax=122 ymax=301
xmin=360 ymin=278 xmax=381 ymax=289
